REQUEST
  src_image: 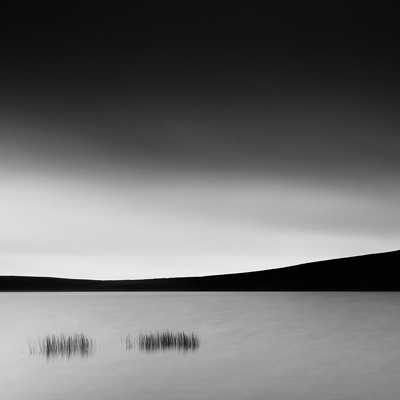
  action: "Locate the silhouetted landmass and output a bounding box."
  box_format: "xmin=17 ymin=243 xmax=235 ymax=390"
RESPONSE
xmin=1 ymin=250 xmax=399 ymax=291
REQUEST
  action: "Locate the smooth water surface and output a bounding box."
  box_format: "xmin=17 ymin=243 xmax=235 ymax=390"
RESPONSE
xmin=1 ymin=292 xmax=400 ymax=400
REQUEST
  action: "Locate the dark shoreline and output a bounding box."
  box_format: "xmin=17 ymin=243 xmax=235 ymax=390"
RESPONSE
xmin=1 ymin=250 xmax=399 ymax=292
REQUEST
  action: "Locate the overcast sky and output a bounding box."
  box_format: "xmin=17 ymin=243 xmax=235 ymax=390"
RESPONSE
xmin=1 ymin=2 xmax=399 ymax=279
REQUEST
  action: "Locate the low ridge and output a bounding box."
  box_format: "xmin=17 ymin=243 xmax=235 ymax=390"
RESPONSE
xmin=1 ymin=250 xmax=399 ymax=291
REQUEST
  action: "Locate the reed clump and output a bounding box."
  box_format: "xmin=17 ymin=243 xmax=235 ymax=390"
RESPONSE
xmin=28 ymin=333 xmax=96 ymax=357
xmin=136 ymin=330 xmax=200 ymax=352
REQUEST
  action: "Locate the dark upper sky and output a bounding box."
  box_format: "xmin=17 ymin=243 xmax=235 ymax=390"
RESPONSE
xmin=1 ymin=2 xmax=399 ymax=278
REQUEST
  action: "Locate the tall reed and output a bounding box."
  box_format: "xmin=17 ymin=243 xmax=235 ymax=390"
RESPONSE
xmin=121 ymin=334 xmax=135 ymax=350
xmin=135 ymin=330 xmax=200 ymax=352
xmin=28 ymin=333 xmax=96 ymax=357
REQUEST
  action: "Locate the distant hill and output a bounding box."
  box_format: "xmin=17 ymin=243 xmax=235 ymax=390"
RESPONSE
xmin=1 ymin=250 xmax=399 ymax=291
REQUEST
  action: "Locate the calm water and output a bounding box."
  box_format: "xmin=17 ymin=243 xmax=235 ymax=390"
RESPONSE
xmin=1 ymin=292 xmax=400 ymax=400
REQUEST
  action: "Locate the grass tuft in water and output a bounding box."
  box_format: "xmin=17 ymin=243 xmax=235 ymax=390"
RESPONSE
xmin=28 ymin=333 xmax=96 ymax=358
xmin=135 ymin=330 xmax=200 ymax=352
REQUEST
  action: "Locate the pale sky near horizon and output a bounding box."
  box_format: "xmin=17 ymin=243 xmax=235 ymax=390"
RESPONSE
xmin=1 ymin=3 xmax=399 ymax=279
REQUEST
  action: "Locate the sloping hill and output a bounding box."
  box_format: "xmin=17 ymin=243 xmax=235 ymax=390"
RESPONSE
xmin=1 ymin=250 xmax=399 ymax=291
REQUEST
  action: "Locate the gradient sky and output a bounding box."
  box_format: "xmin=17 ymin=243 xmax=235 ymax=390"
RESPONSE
xmin=0 ymin=2 xmax=399 ymax=279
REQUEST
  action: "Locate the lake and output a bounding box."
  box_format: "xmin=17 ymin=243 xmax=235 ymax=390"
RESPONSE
xmin=1 ymin=292 xmax=400 ymax=399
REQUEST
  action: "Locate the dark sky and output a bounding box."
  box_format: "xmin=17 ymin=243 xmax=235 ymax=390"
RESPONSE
xmin=1 ymin=2 xmax=399 ymax=278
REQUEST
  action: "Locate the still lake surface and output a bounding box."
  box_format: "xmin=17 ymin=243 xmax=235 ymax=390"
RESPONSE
xmin=1 ymin=292 xmax=400 ymax=400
